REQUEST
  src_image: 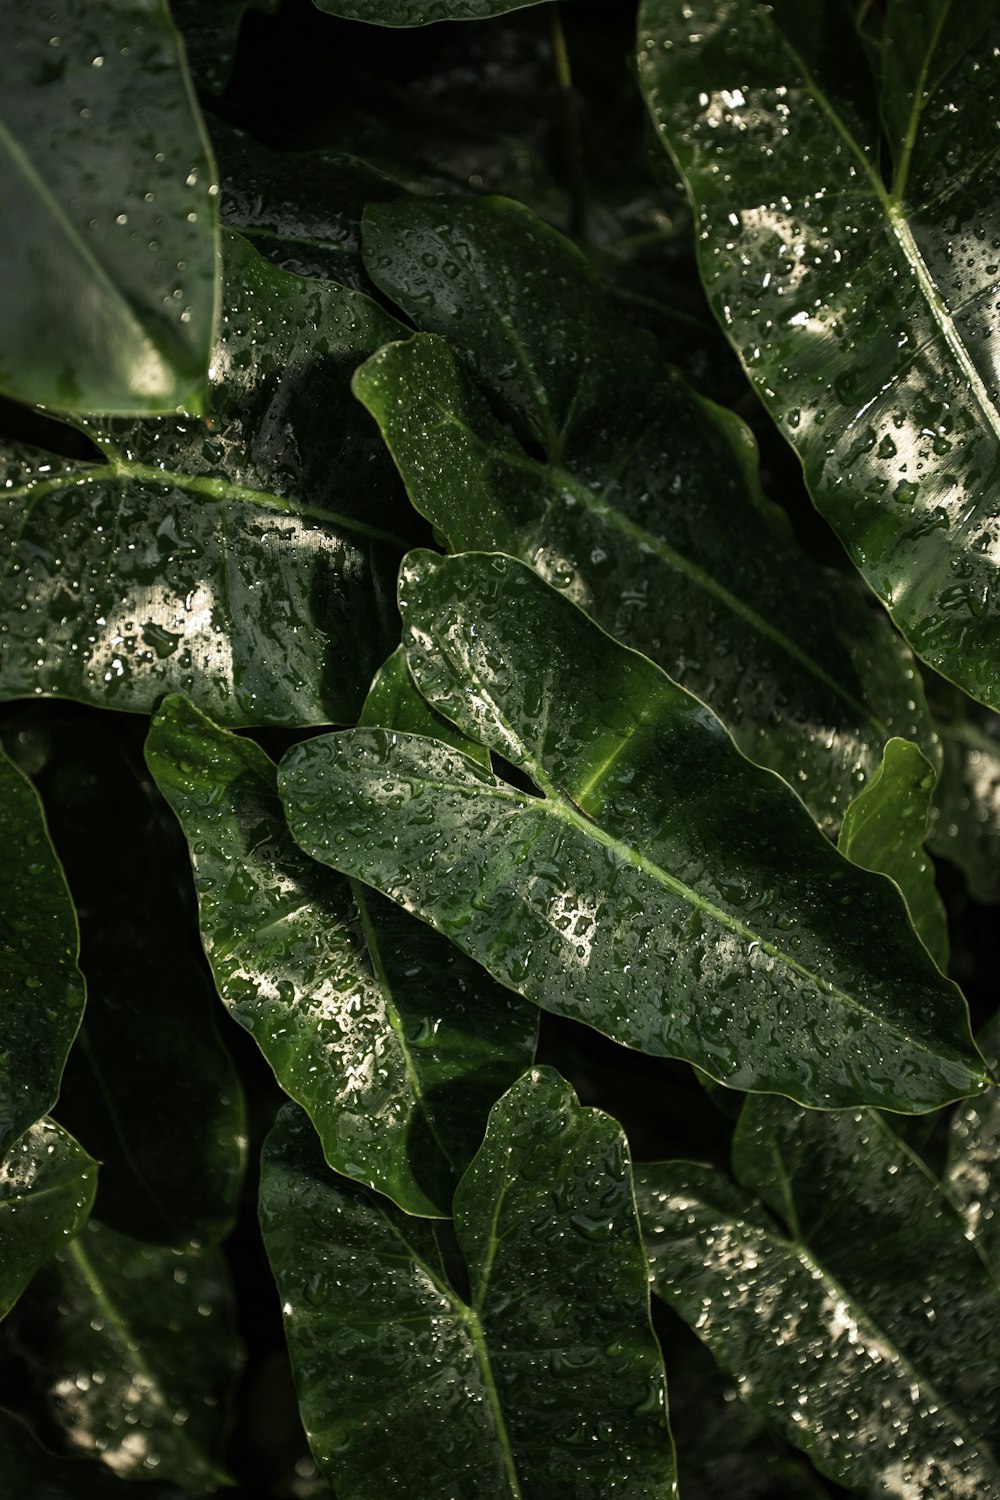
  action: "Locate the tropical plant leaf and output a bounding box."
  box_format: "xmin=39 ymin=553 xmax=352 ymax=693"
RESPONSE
xmin=359 ymin=644 xmax=490 ymax=764
xmin=146 ymin=686 xmax=535 ymax=1217
xmin=637 ymin=1122 xmax=1000 ymax=1498
xmin=638 ymin=0 xmax=1000 ymax=709
xmin=0 ymin=1220 xmax=238 ymax=1490
xmin=259 ymin=1069 xmax=675 ymax=1498
xmin=3 ymin=711 xmax=245 ymax=1247
xmin=0 ymin=1118 xmax=96 ymax=1323
xmin=170 ymin=0 xmax=279 ymax=95
xmin=0 ymin=744 xmax=85 ymax=1157
xmin=279 ymin=548 xmax=987 ymax=1112
xmin=0 ymin=1408 xmax=188 ymax=1500
xmin=837 ymin=736 xmax=948 ymax=969
xmin=357 ymin=195 xmax=936 ymax=829
xmin=312 ymin=0 xmax=559 ymax=27
xmin=946 ymin=1012 xmax=1000 ymax=1274
xmin=929 ymin=711 xmax=1000 ymax=904
xmin=0 ymin=0 xmax=218 ymax=414
xmin=0 ymin=231 xmax=408 ymax=727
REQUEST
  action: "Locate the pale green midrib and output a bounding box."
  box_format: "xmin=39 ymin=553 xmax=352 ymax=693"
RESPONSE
xmin=889 ymin=0 xmax=953 ymax=204
xmin=66 ymin=1237 xmax=226 ymax=1481
xmin=0 ymin=1170 xmax=90 ymax=1212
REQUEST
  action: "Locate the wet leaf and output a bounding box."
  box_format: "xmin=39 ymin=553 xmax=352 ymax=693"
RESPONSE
xmin=146 ymin=687 xmax=534 ymax=1217
xmin=259 ymin=1069 xmax=675 ymax=1497
xmin=170 ymin=0 xmax=279 ymax=95
xmin=837 ymin=737 xmax=948 ymax=969
xmin=0 ymin=744 xmax=85 ymax=1156
xmin=0 ymin=230 xmax=407 ymax=728
xmin=929 ymin=711 xmax=1000 ymax=904
xmin=0 ymin=1220 xmax=238 ymax=1490
xmin=358 ymin=196 xmax=936 ymax=829
xmin=638 ymin=0 xmax=1000 ymax=709
xmin=312 ymin=0 xmax=559 ymax=26
xmin=0 ymin=1119 xmax=96 ymax=1322
xmin=0 ymin=1408 xmax=187 ymax=1499
xmin=279 ymin=549 xmax=987 ymax=1113
xmin=0 ymin=0 xmax=218 ymax=414
xmin=946 ymin=1012 xmax=1000 ymax=1274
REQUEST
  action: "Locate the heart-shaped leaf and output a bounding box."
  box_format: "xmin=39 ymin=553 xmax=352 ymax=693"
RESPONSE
xmin=279 ymin=548 xmax=987 ymax=1112
xmin=0 ymin=1118 xmax=96 ymax=1322
xmin=358 ymin=195 xmax=936 ymax=828
xmin=946 ymin=1013 xmax=1000 ymax=1274
xmin=0 ymin=0 xmax=218 ymax=414
xmin=638 ymin=0 xmax=1000 ymax=709
xmin=260 ymin=1069 xmax=675 ymax=1497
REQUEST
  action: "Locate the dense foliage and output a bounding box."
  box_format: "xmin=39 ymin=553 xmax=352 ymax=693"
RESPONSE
xmin=2 ymin=1 xmax=999 ymax=1495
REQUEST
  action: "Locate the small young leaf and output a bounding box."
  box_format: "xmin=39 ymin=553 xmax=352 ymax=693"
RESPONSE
xmin=0 ymin=1119 xmax=96 ymax=1322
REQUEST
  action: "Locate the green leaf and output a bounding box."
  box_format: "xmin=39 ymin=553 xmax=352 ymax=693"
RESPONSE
xmin=637 ymin=1131 xmax=1000 ymax=1498
xmin=0 ymin=1119 xmax=96 ymax=1322
xmin=929 ymin=713 xmax=1000 ymax=904
xmin=0 ymin=1220 xmax=238 ymax=1490
xmin=946 ymin=1013 xmax=1000 ymax=1273
xmin=360 ymin=643 xmax=490 ymax=765
xmin=0 ymin=1408 xmax=188 ymax=1499
xmin=170 ymin=0 xmax=279 ymax=95
xmin=0 ymin=0 xmax=218 ymax=414
xmin=259 ymin=1070 xmax=675 ymax=1497
xmin=357 ymin=195 xmax=936 ymax=829
xmin=837 ymin=736 xmax=948 ymax=969
xmin=0 ymin=231 xmax=408 ymax=727
xmin=0 ymin=744 xmax=85 ymax=1156
xmin=312 ymin=0 xmax=559 ymax=27
xmin=638 ymin=0 xmax=1000 ymax=709
xmin=279 ymin=548 xmax=987 ymax=1113
xmin=146 ymin=691 xmax=534 ymax=1217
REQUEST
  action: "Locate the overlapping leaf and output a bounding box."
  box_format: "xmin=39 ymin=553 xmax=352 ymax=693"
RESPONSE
xmin=946 ymin=1013 xmax=1000 ymax=1273
xmin=146 ymin=683 xmax=534 ymax=1218
xmin=638 ymin=0 xmax=1000 ymax=709
xmin=0 ymin=1119 xmax=96 ymax=1322
xmin=260 ymin=1069 xmax=675 ymax=1498
xmin=0 ymin=231 xmax=408 ymax=728
xmin=357 ymin=195 xmax=935 ymax=828
xmin=0 ymin=745 xmax=85 ymax=1156
xmin=279 ymin=548 xmax=986 ymax=1111
xmin=929 ymin=704 xmax=1000 ymax=904
xmin=0 ymin=0 xmax=218 ymax=414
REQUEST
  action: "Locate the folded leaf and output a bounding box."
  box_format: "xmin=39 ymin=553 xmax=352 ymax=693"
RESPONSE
xmin=0 ymin=745 xmax=85 ymax=1156
xmin=638 ymin=0 xmax=1000 ymax=709
xmin=0 ymin=231 xmax=407 ymax=727
xmin=838 ymin=736 xmax=948 ymax=969
xmin=946 ymin=1013 xmax=1000 ymax=1274
xmin=0 ymin=0 xmax=218 ymax=414
xmin=358 ymin=195 xmax=936 ymax=828
xmin=260 ymin=1070 xmax=675 ymax=1497
xmin=637 ymin=1150 xmax=1000 ymax=1498
xmin=0 ymin=1119 xmax=96 ymax=1322
xmin=280 ymin=548 xmax=987 ymax=1112
xmin=146 ymin=687 xmax=534 ymax=1217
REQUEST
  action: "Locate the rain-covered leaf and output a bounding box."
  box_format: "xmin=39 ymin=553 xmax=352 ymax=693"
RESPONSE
xmin=359 ymin=644 xmax=489 ymax=765
xmin=0 ymin=230 xmax=408 ymax=728
xmin=0 ymin=1408 xmax=187 ymax=1500
xmin=170 ymin=0 xmax=279 ymax=95
xmin=0 ymin=0 xmax=218 ymax=414
xmin=280 ymin=549 xmax=987 ymax=1112
xmin=946 ymin=1012 xmax=1000 ymax=1273
xmin=146 ymin=686 xmax=534 ymax=1217
xmin=837 ymin=736 xmax=948 ymax=969
xmin=0 ymin=744 xmax=85 ymax=1156
xmin=260 ymin=1070 xmax=675 ymax=1497
xmin=0 ymin=1119 xmax=96 ymax=1322
xmin=929 ymin=711 xmax=1000 ymax=904
xmin=312 ymin=0 xmax=559 ymax=26
xmin=638 ymin=0 xmax=1000 ymax=709
xmin=637 ymin=1111 xmax=1000 ymax=1498
xmin=0 ymin=1219 xmax=237 ymax=1490
xmin=358 ymin=195 xmax=935 ymax=829
xmin=3 ymin=711 xmax=245 ymax=1247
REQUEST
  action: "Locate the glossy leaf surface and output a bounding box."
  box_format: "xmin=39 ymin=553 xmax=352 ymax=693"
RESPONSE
xmin=637 ymin=1143 xmax=1000 ymax=1498
xmin=280 ymin=549 xmax=986 ymax=1112
xmin=0 ymin=1219 xmax=237 ymax=1489
xmin=837 ymin=736 xmax=948 ymax=969
xmin=146 ymin=691 xmax=534 ymax=1217
xmin=0 ymin=745 xmax=85 ymax=1156
xmin=638 ymin=0 xmax=1000 ymax=708
xmin=260 ymin=1070 xmax=675 ymax=1497
xmin=0 ymin=231 xmax=406 ymax=728
xmin=0 ymin=0 xmax=218 ymax=414
xmin=0 ymin=1119 xmax=96 ymax=1322
xmin=359 ymin=195 xmax=935 ymax=828
xmin=946 ymin=1013 xmax=1000 ymax=1273
xmin=313 ymin=0 xmax=557 ymax=26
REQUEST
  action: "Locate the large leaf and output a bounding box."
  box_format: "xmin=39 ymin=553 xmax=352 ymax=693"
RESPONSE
xmin=260 ymin=1070 xmax=675 ymax=1497
xmin=0 ymin=1409 xmax=187 ymax=1500
xmin=0 ymin=230 xmax=408 ymax=728
xmin=929 ymin=710 xmax=1000 ymax=904
xmin=4 ymin=711 xmax=245 ymax=1247
xmin=358 ymin=195 xmax=936 ymax=829
xmin=637 ymin=1122 xmax=1000 ymax=1497
xmin=279 ymin=548 xmax=987 ymax=1112
xmin=0 ymin=1119 xmax=96 ymax=1322
xmin=837 ymin=736 xmax=948 ymax=969
xmin=0 ymin=744 xmax=85 ymax=1156
xmin=0 ymin=0 xmax=218 ymax=414
xmin=946 ymin=1012 xmax=1000 ymax=1273
xmin=312 ymin=0 xmax=559 ymax=26
xmin=146 ymin=686 xmax=534 ymax=1217
xmin=638 ymin=0 xmax=1000 ymax=709
xmin=0 ymin=1220 xmax=237 ymax=1489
